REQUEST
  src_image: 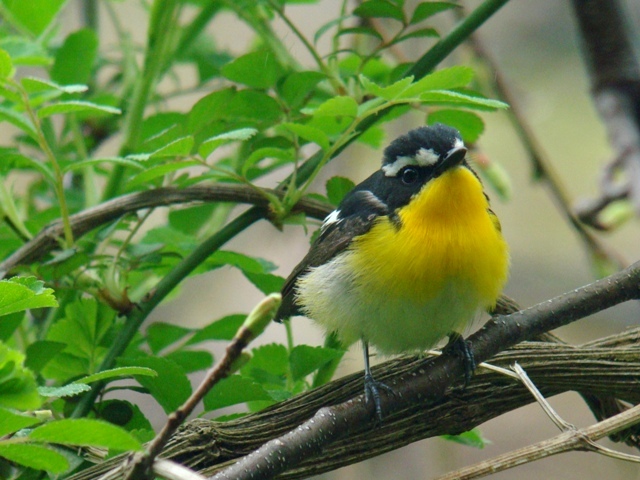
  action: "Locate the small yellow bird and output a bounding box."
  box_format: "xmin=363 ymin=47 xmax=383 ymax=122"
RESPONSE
xmin=275 ymin=124 xmax=509 ymax=417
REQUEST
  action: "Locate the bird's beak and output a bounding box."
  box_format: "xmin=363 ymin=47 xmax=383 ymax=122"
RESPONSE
xmin=434 ymin=146 xmax=467 ymax=177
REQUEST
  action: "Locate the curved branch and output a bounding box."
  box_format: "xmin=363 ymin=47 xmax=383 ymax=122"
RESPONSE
xmin=0 ymin=184 xmax=333 ymax=276
xmin=69 ymin=264 xmax=640 ymax=480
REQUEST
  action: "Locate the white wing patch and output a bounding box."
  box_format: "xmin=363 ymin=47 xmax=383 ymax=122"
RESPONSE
xmin=321 ymin=209 xmax=341 ymax=232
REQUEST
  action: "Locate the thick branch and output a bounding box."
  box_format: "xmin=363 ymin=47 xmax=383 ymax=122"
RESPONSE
xmin=0 ymin=185 xmax=331 ymax=276
xmin=70 ymin=267 xmax=640 ymax=480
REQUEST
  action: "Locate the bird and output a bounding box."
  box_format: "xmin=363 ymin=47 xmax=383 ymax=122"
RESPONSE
xmin=274 ymin=123 xmax=509 ymax=419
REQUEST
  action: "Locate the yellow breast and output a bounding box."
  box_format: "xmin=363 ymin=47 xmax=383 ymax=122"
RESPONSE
xmin=348 ymin=166 xmax=509 ymax=309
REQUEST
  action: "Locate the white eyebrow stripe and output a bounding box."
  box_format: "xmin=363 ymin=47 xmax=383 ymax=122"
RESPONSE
xmin=382 ymin=156 xmax=415 ymax=177
xmin=415 ymin=147 xmax=439 ymax=166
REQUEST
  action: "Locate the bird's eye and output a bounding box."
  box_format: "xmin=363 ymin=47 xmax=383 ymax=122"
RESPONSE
xmin=401 ymin=167 xmax=419 ymax=185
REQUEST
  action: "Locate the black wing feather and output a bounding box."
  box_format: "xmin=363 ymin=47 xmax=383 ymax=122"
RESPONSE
xmin=275 ymin=190 xmax=388 ymax=320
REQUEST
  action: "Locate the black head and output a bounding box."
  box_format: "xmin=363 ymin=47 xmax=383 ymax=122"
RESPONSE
xmin=342 ymin=124 xmax=467 ymax=213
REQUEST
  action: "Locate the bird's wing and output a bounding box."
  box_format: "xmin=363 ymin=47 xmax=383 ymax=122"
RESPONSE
xmin=276 ymin=190 xmax=388 ymax=320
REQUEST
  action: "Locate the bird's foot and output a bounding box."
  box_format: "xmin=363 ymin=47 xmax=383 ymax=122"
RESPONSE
xmin=364 ymin=372 xmax=395 ymax=422
xmin=445 ymin=333 xmax=476 ymax=385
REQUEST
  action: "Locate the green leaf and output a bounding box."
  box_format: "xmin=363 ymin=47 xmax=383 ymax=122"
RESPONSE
xmin=394 ymin=27 xmax=439 ymax=44
xmin=289 ymin=345 xmax=344 ymax=381
xmin=37 ymin=100 xmax=121 ymax=118
xmin=312 ymin=96 xmax=358 ymax=118
xmin=21 ymin=76 xmax=88 ymax=94
xmin=50 ymin=29 xmax=98 ymax=86
xmin=150 ymin=135 xmax=195 ymax=158
xmin=242 ymin=146 xmax=295 ymax=177
xmin=243 ymin=272 xmax=285 ymax=295
xmin=400 ymin=66 xmax=474 ymax=98
xmin=280 ymin=122 xmax=330 ymax=151
xmin=187 ymin=314 xmax=246 ymax=344
xmin=410 ymin=2 xmax=458 ymax=24
xmin=420 ymin=90 xmax=508 ymax=110
xmin=62 ymin=156 xmax=146 ymax=174
xmin=75 ymin=367 xmax=158 ymax=384
xmin=120 ymin=356 xmax=191 ymax=413
xmin=278 ymin=71 xmax=326 ymax=108
xmin=0 ymin=343 xmax=41 ymax=410
xmin=164 ymin=350 xmax=213 ymax=373
xmin=442 ymin=428 xmax=488 ymax=448
xmin=326 ymin=176 xmax=355 ymax=205
xmin=0 ymin=312 xmax=23 ymax=341
xmin=199 ymin=128 xmax=257 ymax=158
xmin=25 ymin=340 xmax=67 ymax=372
xmin=0 ymin=106 xmax=37 ymax=139
xmin=0 ymin=407 xmax=40 ymax=436
xmin=38 ymin=383 xmax=91 ymax=398
xmin=29 ymin=418 xmax=142 ymax=451
xmin=205 ymin=251 xmax=277 ymax=274
xmin=428 ymin=109 xmax=485 ymax=143
xmin=0 ymin=276 xmax=57 ymax=317
xmin=336 ymin=27 xmax=383 ymax=41
xmin=97 ymin=399 xmax=154 ymax=434
xmin=360 ymin=74 xmax=414 ymax=100
xmin=146 ymin=322 xmax=192 ymax=354
xmin=127 ymin=160 xmax=201 ymax=188
xmin=221 ymin=50 xmax=283 ymax=89
xmin=168 ymin=203 xmax=216 ymax=235
xmin=0 ymin=48 xmax=14 ymax=79
xmin=244 ymin=343 xmax=289 ymax=379
xmin=0 ymin=443 xmax=68 ymax=473
xmin=1 ymin=0 xmax=67 ymax=36
xmin=354 ymin=0 xmax=405 ymax=22
xmin=203 ymin=375 xmax=271 ymax=411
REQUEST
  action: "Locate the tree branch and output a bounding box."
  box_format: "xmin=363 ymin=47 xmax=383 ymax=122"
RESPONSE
xmin=0 ymin=184 xmax=332 ymax=277
xmin=571 ymin=0 xmax=640 ymax=226
xmin=69 ymin=264 xmax=640 ymax=480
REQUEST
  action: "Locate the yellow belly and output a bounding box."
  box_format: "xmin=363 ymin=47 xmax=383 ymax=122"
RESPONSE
xmin=296 ymin=166 xmax=509 ymax=353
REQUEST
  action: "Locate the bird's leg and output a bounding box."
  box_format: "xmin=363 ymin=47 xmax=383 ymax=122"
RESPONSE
xmin=362 ymin=340 xmax=394 ymax=422
xmin=444 ymin=332 xmax=476 ymax=385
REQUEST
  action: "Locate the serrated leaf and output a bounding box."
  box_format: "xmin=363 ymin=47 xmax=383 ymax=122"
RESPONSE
xmin=38 ymin=383 xmax=91 ymax=398
xmin=0 ymin=343 xmax=41 ymax=410
xmin=63 ymin=156 xmax=145 ymax=173
xmin=289 ymin=345 xmax=344 ymax=381
xmin=29 ymin=419 xmax=142 ymax=450
xmin=0 ymin=407 xmax=40 ymax=436
xmin=75 ymin=367 xmax=158 ymax=384
xmin=245 ymin=343 xmax=289 ymax=378
xmin=119 ymin=356 xmax=191 ymax=414
xmin=394 ymin=27 xmax=439 ymax=44
xmin=187 ymin=314 xmax=246 ymax=344
xmin=354 ymin=0 xmax=405 ymax=22
xmin=410 ymin=2 xmax=458 ymax=24
xmin=0 ymin=312 xmax=23 ymax=341
xmin=0 ymin=277 xmax=57 ymax=316
xmin=21 ymin=77 xmax=88 ymax=94
xmin=326 ymin=176 xmax=356 ymax=205
xmin=400 ymin=66 xmax=475 ymax=98
xmin=313 ymin=96 xmax=358 ymax=118
xmin=420 ymin=90 xmax=508 ymax=110
xmin=37 ymin=100 xmax=121 ymax=118
xmin=203 ymin=375 xmax=271 ymax=411
xmin=278 ymin=71 xmax=326 ymax=108
xmin=428 ymin=109 xmax=484 ymax=143
xmin=221 ymin=50 xmax=283 ymax=89
xmin=280 ymin=122 xmax=330 ymax=151
xmin=127 ymin=160 xmax=201 ymax=188
xmin=150 ymin=135 xmax=194 ymax=158
xmin=360 ymin=74 xmax=414 ymax=100
xmin=242 ymin=147 xmax=295 ymax=177
xmin=0 ymin=443 xmax=68 ymax=473
xmin=199 ymin=128 xmax=257 ymax=158
xmin=25 ymin=340 xmax=67 ymax=372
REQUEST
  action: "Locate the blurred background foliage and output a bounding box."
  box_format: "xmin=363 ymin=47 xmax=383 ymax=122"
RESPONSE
xmin=0 ymin=0 xmax=639 ymax=479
